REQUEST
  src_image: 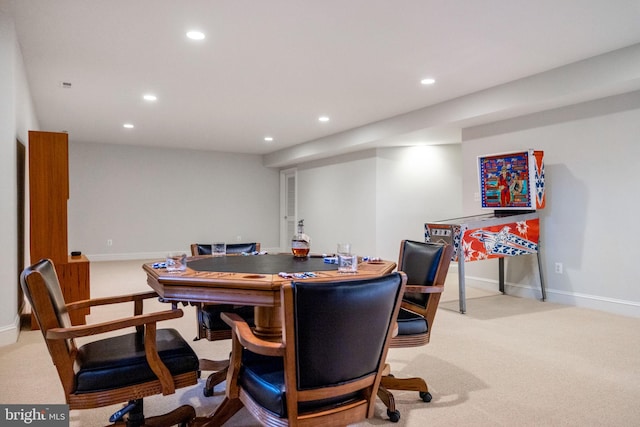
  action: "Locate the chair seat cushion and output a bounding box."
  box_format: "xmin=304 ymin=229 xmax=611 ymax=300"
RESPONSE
xmin=74 ymin=328 xmax=199 ymax=393
xmin=239 ymin=350 xmax=360 ymax=418
xmin=240 ymin=351 xmax=287 ymax=416
xmin=396 ymin=308 xmax=428 ymax=336
xmin=201 ymin=304 xmax=255 ymax=331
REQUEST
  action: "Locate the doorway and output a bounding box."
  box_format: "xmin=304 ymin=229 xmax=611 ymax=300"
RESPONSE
xmin=279 ymin=168 xmax=297 ymax=251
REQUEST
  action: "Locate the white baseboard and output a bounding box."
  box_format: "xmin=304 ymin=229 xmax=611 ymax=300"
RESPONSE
xmin=0 ymin=313 xmax=21 ymax=347
xmin=464 ymin=275 xmax=640 ymax=318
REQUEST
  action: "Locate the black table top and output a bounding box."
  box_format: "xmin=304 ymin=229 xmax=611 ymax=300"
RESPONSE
xmin=187 ymin=254 xmax=338 ymax=274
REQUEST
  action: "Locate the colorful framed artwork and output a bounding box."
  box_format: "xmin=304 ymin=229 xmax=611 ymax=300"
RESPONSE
xmin=478 ymin=149 xmax=545 ymax=210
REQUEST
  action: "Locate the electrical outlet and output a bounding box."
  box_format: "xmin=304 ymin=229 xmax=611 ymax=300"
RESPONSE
xmin=554 ymin=262 xmax=563 ymax=274
xmin=107 ymin=239 xmax=113 ymax=246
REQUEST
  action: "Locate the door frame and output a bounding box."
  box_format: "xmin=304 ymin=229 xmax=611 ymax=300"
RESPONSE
xmin=279 ymin=168 xmax=297 ymax=251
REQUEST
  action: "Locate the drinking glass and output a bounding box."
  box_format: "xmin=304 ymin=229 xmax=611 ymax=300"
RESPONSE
xmin=166 ymin=252 xmax=187 ymax=272
xmin=337 ymin=243 xmax=357 ymax=273
xmin=212 ymin=242 xmax=226 ymax=256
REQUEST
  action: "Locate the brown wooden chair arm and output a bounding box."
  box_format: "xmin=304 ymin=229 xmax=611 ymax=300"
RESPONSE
xmin=65 ymin=291 xmax=159 ymax=311
xmin=46 ymin=309 xmax=184 ymax=339
xmin=221 ymin=312 xmax=284 ymax=357
xmin=144 ymin=322 xmax=175 ymax=395
xmin=405 ymin=284 xmax=445 ymax=294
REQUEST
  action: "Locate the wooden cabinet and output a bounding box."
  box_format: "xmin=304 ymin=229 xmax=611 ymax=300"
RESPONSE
xmin=29 ymin=131 xmax=90 ymax=327
xmin=29 ymin=131 xmax=69 ymax=265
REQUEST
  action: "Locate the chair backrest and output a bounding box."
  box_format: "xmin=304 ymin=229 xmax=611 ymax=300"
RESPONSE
xmin=20 ymin=259 xmax=77 ymax=392
xmin=191 ymin=242 xmax=260 ymax=256
xmin=398 ymin=240 xmax=452 ymax=310
xmin=285 ymin=272 xmax=406 ymax=393
xmin=226 ymin=242 xmax=260 ymax=254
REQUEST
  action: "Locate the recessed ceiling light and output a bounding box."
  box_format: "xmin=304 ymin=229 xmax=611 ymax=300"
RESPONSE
xmin=186 ymin=31 xmax=205 ymax=40
xmin=420 ymin=78 xmax=436 ymax=85
xmin=143 ymin=94 xmax=157 ymax=101
xmin=318 ymin=116 xmax=330 ymax=122
xmin=264 ymin=136 xmax=274 ymax=142
xmin=123 ymin=123 xmax=134 ymax=129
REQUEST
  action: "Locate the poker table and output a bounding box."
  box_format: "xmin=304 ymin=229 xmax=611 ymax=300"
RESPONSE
xmin=144 ymin=253 xmax=396 ymax=339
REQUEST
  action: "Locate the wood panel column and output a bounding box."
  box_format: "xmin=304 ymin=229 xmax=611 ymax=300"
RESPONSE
xmin=28 ymin=131 xmax=90 ymax=327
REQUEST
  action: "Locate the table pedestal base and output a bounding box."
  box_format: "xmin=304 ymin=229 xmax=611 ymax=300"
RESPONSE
xmin=253 ymin=306 xmax=282 ymax=341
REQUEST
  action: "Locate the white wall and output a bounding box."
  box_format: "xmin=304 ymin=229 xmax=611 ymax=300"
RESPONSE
xmin=70 ymin=142 xmax=463 ymax=268
xmin=0 ymin=10 xmax=39 ymax=345
xmin=296 ymin=151 xmax=378 ymax=257
xmin=68 ymin=142 xmax=281 ymax=259
xmin=461 ymin=92 xmax=640 ymax=317
xmin=65 ymin=141 xmax=461 ymax=267
xmin=375 ymin=145 xmax=462 ymax=261
xmin=295 ymin=145 xmax=463 ymax=263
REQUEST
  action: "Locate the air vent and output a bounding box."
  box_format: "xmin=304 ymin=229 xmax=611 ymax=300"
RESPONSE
xmin=59 ymin=81 xmax=72 ymax=88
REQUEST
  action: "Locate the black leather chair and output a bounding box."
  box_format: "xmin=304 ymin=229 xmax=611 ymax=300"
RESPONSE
xmin=190 ymin=242 xmax=259 ymax=397
xmin=211 ymin=272 xmax=407 ymax=426
xmin=20 ymin=259 xmax=200 ymax=427
xmin=377 ymin=240 xmax=453 ymax=422
xmin=191 ymin=242 xmax=259 ymax=342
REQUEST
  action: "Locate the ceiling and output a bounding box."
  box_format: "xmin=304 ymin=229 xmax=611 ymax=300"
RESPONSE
xmin=8 ymin=1 xmax=640 ymax=165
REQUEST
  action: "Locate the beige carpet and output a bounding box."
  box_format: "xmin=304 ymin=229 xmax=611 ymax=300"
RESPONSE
xmin=2 ymin=260 xmax=639 ymax=426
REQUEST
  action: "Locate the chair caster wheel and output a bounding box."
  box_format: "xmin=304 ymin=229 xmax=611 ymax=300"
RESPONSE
xmin=203 ymin=387 xmax=213 ymax=397
xmin=420 ymin=391 xmax=432 ymax=402
xmin=387 ymin=409 xmax=400 ymax=422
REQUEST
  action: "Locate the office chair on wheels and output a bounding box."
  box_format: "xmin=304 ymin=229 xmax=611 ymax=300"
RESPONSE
xmin=21 ymin=258 xmax=200 ymax=427
xmin=210 ymin=272 xmax=407 ymax=426
xmin=190 ymin=242 xmax=259 ymax=397
xmin=377 ymin=240 xmax=453 ymax=422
